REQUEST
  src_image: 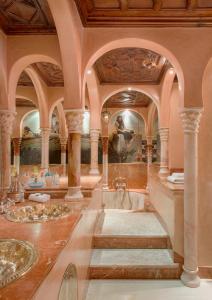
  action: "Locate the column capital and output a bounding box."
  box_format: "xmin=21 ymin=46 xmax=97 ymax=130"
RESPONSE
xmin=59 ymin=136 xmax=68 ymax=145
xmin=90 ymin=129 xmax=100 ymax=141
xmin=59 ymin=136 xmax=68 ymax=153
xmin=146 ymin=135 xmax=153 ymax=145
xmin=65 ymin=110 xmax=83 ymax=133
xmin=40 ymin=127 xmax=51 ymax=135
xmin=159 ymin=128 xmax=169 ymax=141
xmin=180 ymin=108 xmax=203 ymax=134
xmin=0 ymin=110 xmax=16 ymax=136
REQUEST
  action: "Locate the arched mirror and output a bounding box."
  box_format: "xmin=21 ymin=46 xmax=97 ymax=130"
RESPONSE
xmin=58 ymin=263 xmax=78 ymax=300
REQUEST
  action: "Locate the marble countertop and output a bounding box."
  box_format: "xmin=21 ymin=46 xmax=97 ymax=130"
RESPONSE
xmin=0 ymin=198 xmax=90 ymax=300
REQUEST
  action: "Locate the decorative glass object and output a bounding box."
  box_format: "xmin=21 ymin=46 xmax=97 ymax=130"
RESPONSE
xmin=7 ymin=174 xmax=24 ymax=203
xmin=6 ymin=203 xmax=73 ymax=223
xmin=58 ymin=263 xmax=78 ymax=300
xmin=0 ymin=239 xmax=37 ymax=288
xmin=45 ymin=171 xmax=53 ymax=187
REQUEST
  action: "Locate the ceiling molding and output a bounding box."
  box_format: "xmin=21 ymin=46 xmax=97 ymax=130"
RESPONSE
xmin=75 ymin=0 xmax=212 ymax=27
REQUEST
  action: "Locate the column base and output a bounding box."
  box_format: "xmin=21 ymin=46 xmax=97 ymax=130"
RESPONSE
xmin=159 ymin=167 xmax=170 ymax=178
xmin=65 ymin=186 xmax=83 ymax=201
xmin=89 ymin=168 xmax=100 ymax=175
xmin=102 ymin=184 xmax=109 ymax=190
xmin=181 ymin=266 xmax=200 ymax=288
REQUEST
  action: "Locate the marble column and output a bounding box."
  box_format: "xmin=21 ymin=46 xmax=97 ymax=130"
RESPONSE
xmin=102 ymin=136 xmax=109 ymax=190
xmin=65 ymin=111 xmax=83 ymax=200
xmin=146 ymin=136 xmax=153 ymax=192
xmin=146 ymin=136 xmax=153 ymax=165
xmin=180 ymin=108 xmax=202 ymax=288
xmin=89 ymin=129 xmax=100 ymax=175
xmin=12 ymin=138 xmax=22 ymax=175
xmin=60 ymin=136 xmax=67 ymax=176
xmin=0 ymin=110 xmax=16 ymax=196
xmin=159 ymin=128 xmax=169 ymax=177
xmin=40 ymin=128 xmax=51 ymax=170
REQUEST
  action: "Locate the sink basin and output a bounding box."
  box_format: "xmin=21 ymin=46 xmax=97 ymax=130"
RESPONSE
xmin=0 ymin=239 xmax=37 ymax=288
xmin=5 ymin=203 xmax=73 ymax=223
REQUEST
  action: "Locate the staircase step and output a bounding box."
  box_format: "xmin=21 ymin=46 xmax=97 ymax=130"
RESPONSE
xmin=97 ymin=212 xmax=168 ymax=237
xmin=93 ymin=235 xmax=170 ymax=249
xmin=89 ymin=249 xmax=181 ymax=279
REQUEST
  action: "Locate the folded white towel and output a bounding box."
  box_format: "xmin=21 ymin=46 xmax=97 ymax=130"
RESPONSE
xmin=29 ymin=193 xmax=50 ymax=202
xmin=167 ymin=176 xmax=184 ymax=184
xmin=171 ymin=173 xmax=184 ymax=178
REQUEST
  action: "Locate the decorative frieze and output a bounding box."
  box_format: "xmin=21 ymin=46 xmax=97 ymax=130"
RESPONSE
xmin=0 ymin=110 xmax=16 ymax=137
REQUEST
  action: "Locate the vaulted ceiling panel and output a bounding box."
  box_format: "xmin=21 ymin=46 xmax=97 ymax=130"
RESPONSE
xmin=104 ymin=90 xmax=152 ymax=108
xmin=18 ymin=63 xmax=64 ymax=87
xmin=0 ymin=0 xmax=56 ymax=34
xmin=95 ymin=48 xmax=169 ymax=85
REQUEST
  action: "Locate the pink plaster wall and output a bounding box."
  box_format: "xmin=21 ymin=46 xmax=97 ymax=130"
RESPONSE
xmin=198 ymin=59 xmax=212 ymax=266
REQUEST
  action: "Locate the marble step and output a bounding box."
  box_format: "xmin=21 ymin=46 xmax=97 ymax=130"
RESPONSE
xmin=89 ymin=249 xmax=181 ymax=279
xmin=94 ymin=211 xmax=170 ymax=249
xmin=93 ymin=234 xmax=170 ymax=249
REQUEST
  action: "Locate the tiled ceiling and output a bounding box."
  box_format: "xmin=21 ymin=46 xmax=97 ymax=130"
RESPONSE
xmin=75 ymin=0 xmax=212 ymax=27
xmin=104 ymin=90 xmax=152 ymax=108
xmin=0 ymin=0 xmax=56 ymax=34
xmin=16 ymin=98 xmax=36 ymax=107
xmin=18 ymin=63 xmax=64 ymax=87
xmin=95 ymin=48 xmax=169 ymax=85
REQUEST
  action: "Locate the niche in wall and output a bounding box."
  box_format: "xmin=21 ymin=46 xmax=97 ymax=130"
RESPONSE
xmin=108 ymin=110 xmax=145 ymax=163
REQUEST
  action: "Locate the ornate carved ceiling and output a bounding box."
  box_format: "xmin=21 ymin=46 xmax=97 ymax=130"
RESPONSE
xmin=95 ymin=48 xmax=169 ymax=84
xmin=0 ymin=0 xmax=56 ymax=34
xmin=16 ymin=98 xmax=36 ymax=107
xmin=18 ymin=63 xmax=64 ymax=87
xmin=104 ymin=90 xmax=152 ymax=108
xmin=75 ymin=0 xmax=212 ymax=27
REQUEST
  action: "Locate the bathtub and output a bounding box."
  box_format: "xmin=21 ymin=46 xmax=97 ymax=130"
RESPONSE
xmin=103 ymin=190 xmax=146 ymax=210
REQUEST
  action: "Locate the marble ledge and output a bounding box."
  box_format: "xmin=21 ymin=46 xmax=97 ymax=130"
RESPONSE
xmin=0 ymin=197 xmax=91 ymax=300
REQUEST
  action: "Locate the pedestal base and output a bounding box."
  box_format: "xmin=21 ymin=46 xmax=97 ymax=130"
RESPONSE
xmin=65 ymin=186 xmax=83 ymax=201
xmin=102 ymin=184 xmax=109 ymax=190
xmin=89 ymin=168 xmax=100 ymax=175
xmin=181 ymin=266 xmax=200 ymax=288
xmin=159 ymin=167 xmax=170 ymax=178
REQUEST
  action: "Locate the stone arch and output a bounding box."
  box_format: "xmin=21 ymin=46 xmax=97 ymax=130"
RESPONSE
xmin=48 ymin=98 xmax=67 ymax=137
xmin=8 ymin=54 xmax=60 ymax=112
xmin=24 ymin=65 xmax=49 ymax=128
xmin=147 ymin=102 xmax=158 ymax=138
xmin=83 ymin=38 xmax=184 ymax=108
xmin=159 ymin=68 xmax=176 ymax=128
